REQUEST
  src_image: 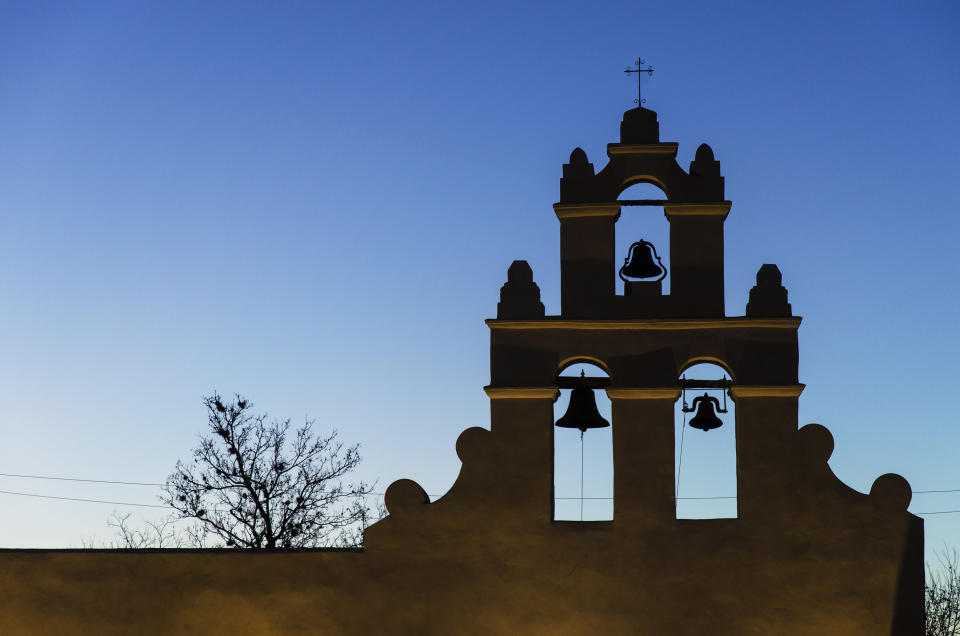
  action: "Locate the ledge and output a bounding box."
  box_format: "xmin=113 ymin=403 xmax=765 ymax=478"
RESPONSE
xmin=486 ymin=317 xmax=802 ymax=330
xmin=664 ymin=202 xmax=731 ymax=218
xmin=483 ymin=387 xmax=560 ymax=400
xmin=553 ymin=203 xmax=622 ymax=219
xmin=483 ymin=383 xmax=805 ymax=400
xmin=552 ymin=201 xmax=732 ymax=219
xmin=607 ymin=143 xmax=679 ymax=156
xmin=729 ymin=384 xmax=805 ymax=398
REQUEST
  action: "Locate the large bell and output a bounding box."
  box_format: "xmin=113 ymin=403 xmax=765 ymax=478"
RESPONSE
xmin=619 ymin=239 xmax=666 ymax=282
xmin=556 ymin=377 xmax=610 ymax=433
xmin=687 ymin=393 xmax=724 ymax=431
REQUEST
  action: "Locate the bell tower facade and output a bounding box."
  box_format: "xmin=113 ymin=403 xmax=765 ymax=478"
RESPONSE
xmin=555 ymin=106 xmax=727 ymax=319
xmin=473 ymin=105 xmax=924 ymax=633
xmin=490 ymin=106 xmax=806 ymax=527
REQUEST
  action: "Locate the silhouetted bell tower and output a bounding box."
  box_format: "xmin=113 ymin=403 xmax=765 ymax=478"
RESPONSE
xmin=366 ymin=98 xmax=923 ymax=635
xmin=556 ymin=106 xmax=728 ymax=318
xmin=489 ymin=102 xmax=803 ymax=526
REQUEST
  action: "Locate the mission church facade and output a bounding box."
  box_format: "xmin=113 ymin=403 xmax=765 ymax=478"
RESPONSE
xmin=0 ymin=104 xmax=923 ymax=634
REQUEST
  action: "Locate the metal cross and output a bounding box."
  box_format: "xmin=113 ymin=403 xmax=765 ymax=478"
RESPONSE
xmin=624 ymin=58 xmax=654 ymax=106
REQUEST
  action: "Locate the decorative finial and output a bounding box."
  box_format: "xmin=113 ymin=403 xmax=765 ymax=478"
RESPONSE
xmin=624 ymin=58 xmax=654 ymax=107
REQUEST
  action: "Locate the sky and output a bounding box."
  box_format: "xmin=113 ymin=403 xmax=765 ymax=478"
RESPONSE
xmin=0 ymin=1 xmax=958 ymax=557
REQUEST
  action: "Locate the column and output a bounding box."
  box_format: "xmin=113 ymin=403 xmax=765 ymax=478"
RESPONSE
xmin=606 ymin=388 xmax=680 ymax=526
xmin=484 ymin=387 xmax=559 ymax=524
xmin=554 ymin=203 xmax=620 ymax=318
xmin=730 ymin=385 xmax=804 ymax=519
xmin=664 ymin=203 xmax=729 ymax=317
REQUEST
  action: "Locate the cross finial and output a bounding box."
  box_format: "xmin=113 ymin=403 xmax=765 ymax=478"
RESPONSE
xmin=624 ymin=58 xmax=654 ymax=107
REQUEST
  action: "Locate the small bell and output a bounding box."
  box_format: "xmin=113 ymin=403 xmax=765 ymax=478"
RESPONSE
xmin=556 ymin=372 xmax=610 ymax=433
xmin=684 ymin=393 xmax=726 ymax=431
xmin=619 ymin=239 xmax=666 ymax=282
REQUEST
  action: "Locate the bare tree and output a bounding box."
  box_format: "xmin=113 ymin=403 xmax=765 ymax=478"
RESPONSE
xmin=81 ymin=512 xmax=202 ymax=548
xmin=161 ymin=393 xmax=374 ymax=548
xmin=104 ymin=512 xmax=198 ymax=548
xmin=927 ymin=548 xmax=960 ymax=636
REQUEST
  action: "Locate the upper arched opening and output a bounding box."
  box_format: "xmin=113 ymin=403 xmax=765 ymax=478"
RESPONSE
xmin=617 ymin=178 xmax=669 ymax=201
xmin=615 ymin=183 xmax=671 ymax=295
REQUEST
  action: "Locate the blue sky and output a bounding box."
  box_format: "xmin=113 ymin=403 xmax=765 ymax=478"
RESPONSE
xmin=0 ymin=1 xmax=958 ymax=555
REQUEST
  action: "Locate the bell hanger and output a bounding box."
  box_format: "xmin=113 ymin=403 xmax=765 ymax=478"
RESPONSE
xmin=681 ymin=375 xmax=730 ymax=432
xmin=555 ymin=371 xmax=610 ymax=434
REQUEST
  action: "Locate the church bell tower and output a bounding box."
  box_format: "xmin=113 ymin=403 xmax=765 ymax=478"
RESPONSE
xmin=490 ymin=104 xmax=803 ymax=525
xmin=369 ymin=100 xmax=924 ymax=635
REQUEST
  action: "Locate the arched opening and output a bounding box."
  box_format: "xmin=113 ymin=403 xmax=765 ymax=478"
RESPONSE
xmin=616 ymin=182 xmax=671 ymax=296
xmin=675 ymin=361 xmax=737 ymax=519
xmin=617 ymin=176 xmax=670 ymax=199
xmin=553 ymin=361 xmax=613 ymax=521
xmin=558 ymin=355 xmax=610 ymax=376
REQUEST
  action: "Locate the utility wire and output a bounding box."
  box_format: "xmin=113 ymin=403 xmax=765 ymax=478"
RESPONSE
xmin=556 ymin=496 xmax=737 ymax=500
xmin=2 ymin=472 xmax=959 ymax=496
xmin=0 ymin=472 xmax=163 ymax=486
xmin=676 ymin=399 xmax=688 ymax=499
xmin=0 ymin=489 xmax=167 ymax=508
xmin=0 ymin=488 xmax=959 ymax=515
xmin=2 ymin=472 xmax=960 ymax=514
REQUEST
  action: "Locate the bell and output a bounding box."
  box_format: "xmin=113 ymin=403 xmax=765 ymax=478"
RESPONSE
xmin=556 ymin=375 xmax=610 ymax=433
xmin=619 ymin=239 xmax=666 ymax=282
xmin=687 ymin=393 xmax=724 ymax=431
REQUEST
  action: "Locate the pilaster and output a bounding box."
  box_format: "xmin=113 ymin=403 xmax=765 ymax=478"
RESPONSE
xmin=664 ymin=203 xmax=730 ymax=317
xmin=606 ymin=388 xmax=680 ymax=525
xmin=554 ymin=203 xmax=620 ymax=318
xmin=729 ymin=384 xmax=804 ymax=519
xmin=484 ymin=387 xmax=559 ymax=522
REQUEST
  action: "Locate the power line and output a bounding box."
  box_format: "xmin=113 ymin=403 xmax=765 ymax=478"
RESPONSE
xmin=0 ymin=488 xmax=959 ymax=515
xmin=677 ymin=496 xmax=735 ymax=500
xmin=2 ymin=471 xmax=960 ymax=515
xmin=0 ymin=489 xmax=167 ymax=508
xmin=0 ymin=472 xmax=163 ymax=487
xmin=367 ymin=493 xmax=443 ymax=498
xmin=2 ymin=472 xmax=960 ymax=496
xmin=556 ymin=496 xmax=738 ymax=500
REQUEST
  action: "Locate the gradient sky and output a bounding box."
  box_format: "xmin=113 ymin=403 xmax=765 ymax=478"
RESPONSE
xmin=0 ymin=1 xmax=958 ymax=556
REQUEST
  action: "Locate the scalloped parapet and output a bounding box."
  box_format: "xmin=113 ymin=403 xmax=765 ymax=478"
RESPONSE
xmin=383 ymin=479 xmax=430 ymax=516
